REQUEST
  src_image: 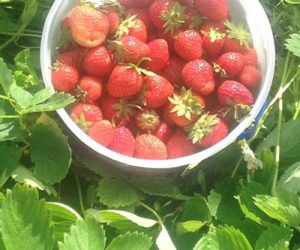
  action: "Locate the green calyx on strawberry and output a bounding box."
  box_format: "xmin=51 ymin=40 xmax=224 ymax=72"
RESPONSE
xmin=189 ymin=13 xmax=203 ymax=30
xmin=115 ymin=15 xmax=138 ymax=39
xmin=161 ymin=2 xmax=186 ymax=34
xmin=187 ymin=113 xmax=219 ymax=144
xmin=213 ymin=62 xmax=227 ymax=78
xmin=169 ymin=87 xmax=203 ymax=121
xmin=224 ymin=20 xmax=251 ymax=48
xmin=126 ymin=60 xmax=157 ymax=76
xmin=107 ymin=39 xmax=130 ymax=62
xmin=112 ymin=97 xmax=141 ymax=125
xmin=73 ymin=113 xmax=93 ymax=132
xmin=135 ymin=109 xmax=160 ymax=132
xmin=96 ymin=0 xmax=124 ymax=14
xmin=202 ymin=28 xmax=226 ymax=43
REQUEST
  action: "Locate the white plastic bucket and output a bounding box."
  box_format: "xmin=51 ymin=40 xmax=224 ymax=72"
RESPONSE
xmin=40 ymin=0 xmax=275 ymax=171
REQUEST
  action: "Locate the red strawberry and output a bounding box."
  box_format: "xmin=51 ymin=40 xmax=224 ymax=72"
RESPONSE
xmin=132 ymin=0 xmax=152 ymax=8
xmin=70 ymin=102 xmax=103 ymax=131
xmin=143 ymin=75 xmax=174 ymax=109
xmin=238 ymin=66 xmax=261 ymax=89
xmin=107 ymin=65 xmax=143 ymax=97
xmin=187 ymin=114 xmax=228 ymax=147
xmin=118 ymin=0 xmax=134 ymax=7
xmin=183 ymin=9 xmax=203 ymax=30
xmin=68 ymin=5 xmax=109 ymax=47
xmin=88 ymin=120 xmax=114 ymax=147
xmin=156 ymin=30 xmax=176 ymax=53
xmin=78 ymin=76 xmax=103 ymax=102
xmin=202 ymin=28 xmax=225 ymax=57
xmin=52 ymin=64 xmax=79 ymax=92
xmin=182 ymin=59 xmax=215 ymax=96
xmin=127 ymin=8 xmax=152 ymax=28
xmin=116 ymin=16 xmax=148 ymax=42
xmin=166 ymin=129 xmax=197 ymax=158
xmin=163 ymin=58 xmax=185 ymax=86
xmin=107 ymin=11 xmax=120 ymax=34
xmin=135 ymin=109 xmax=160 ymax=133
xmin=243 ymin=47 xmax=258 ymax=67
xmin=201 ymin=20 xmax=226 ymax=33
xmin=109 ymin=126 xmax=135 ymax=156
xmin=174 ymin=30 xmax=203 ymax=61
xmin=195 ymin=0 xmax=228 ymax=21
xmin=162 ymin=103 xmax=176 ymax=126
xmin=109 ymin=36 xmax=150 ymax=63
xmin=149 ymin=0 xmax=174 ymax=30
xmin=153 ymin=122 xmax=173 ymax=143
xmin=218 ymin=80 xmax=254 ymax=106
xmin=223 ymin=21 xmax=251 ymax=53
xmin=134 ymin=134 xmax=167 ymax=159
xmin=216 ymin=52 xmax=244 ymax=78
xmin=144 ymin=39 xmax=169 ymax=72
xmin=168 ymin=88 xmax=205 ymax=127
xmin=100 ymin=96 xmax=137 ymax=125
xmin=83 ymin=46 xmax=113 ymax=77
xmin=56 ymin=47 xmax=84 ymax=68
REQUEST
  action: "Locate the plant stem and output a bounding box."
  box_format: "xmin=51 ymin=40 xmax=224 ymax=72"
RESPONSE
xmin=138 ymin=201 xmax=163 ymax=225
xmin=74 ymin=171 xmax=85 ymax=215
xmin=0 ymin=32 xmax=41 ymax=38
xmin=0 ymin=115 xmax=19 ymax=119
xmin=231 ymin=157 xmax=243 ymax=178
xmin=0 ymin=95 xmax=14 ymax=102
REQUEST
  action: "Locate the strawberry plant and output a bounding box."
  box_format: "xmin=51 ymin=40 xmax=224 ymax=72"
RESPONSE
xmin=1 ymin=0 xmax=300 ymax=250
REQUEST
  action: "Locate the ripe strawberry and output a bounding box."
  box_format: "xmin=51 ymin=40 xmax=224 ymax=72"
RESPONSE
xmin=132 ymin=0 xmax=152 ymax=8
xmin=56 ymin=47 xmax=84 ymax=68
xmin=195 ymin=0 xmax=228 ymax=21
xmin=163 ymin=58 xmax=185 ymax=86
xmin=156 ymin=30 xmax=176 ymax=53
xmin=143 ymin=75 xmax=174 ymax=109
xmin=52 ymin=64 xmax=79 ymax=92
xmin=68 ymin=5 xmax=109 ymax=47
xmin=216 ymin=52 xmax=244 ymax=78
xmin=223 ymin=21 xmax=251 ymax=53
xmin=115 ymin=16 xmax=148 ymax=42
xmin=168 ymin=88 xmax=205 ymax=127
xmin=135 ymin=109 xmax=160 ymax=133
xmin=78 ymin=76 xmax=103 ymax=102
xmin=238 ymin=66 xmax=262 ymax=89
xmin=88 ymin=120 xmax=114 ymax=147
xmin=202 ymin=28 xmax=225 ymax=57
xmin=83 ymin=46 xmax=113 ymax=77
xmin=174 ymin=30 xmax=203 ymax=61
xmin=118 ymin=0 xmax=134 ymax=7
xmin=187 ymin=114 xmax=229 ymax=147
xmin=218 ymin=80 xmax=254 ymax=106
xmin=167 ymin=129 xmax=197 ymax=158
xmin=201 ymin=20 xmax=226 ymax=33
xmin=183 ymin=9 xmax=203 ymax=30
xmin=243 ymin=47 xmax=258 ymax=67
xmin=149 ymin=0 xmax=174 ymax=30
xmin=182 ymin=59 xmax=215 ymax=96
xmin=100 ymin=96 xmax=137 ymax=125
xmin=109 ymin=36 xmax=150 ymax=63
xmin=153 ymin=122 xmax=173 ymax=143
xmin=127 ymin=8 xmax=152 ymax=28
xmin=162 ymin=103 xmax=176 ymax=126
xmin=109 ymin=126 xmax=135 ymax=156
xmin=107 ymin=65 xmax=143 ymax=97
xmin=144 ymin=39 xmax=169 ymax=72
xmin=107 ymin=11 xmax=120 ymax=34
xmin=70 ymin=102 xmax=103 ymax=131
xmin=134 ymin=134 xmax=167 ymax=159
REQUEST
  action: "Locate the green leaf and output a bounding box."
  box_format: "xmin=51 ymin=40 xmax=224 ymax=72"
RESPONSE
xmin=46 ymin=202 xmax=81 ymax=242
xmin=0 ymin=101 xmax=24 ymax=142
xmin=20 ymin=0 xmax=39 ymax=25
xmin=193 ymin=226 xmax=253 ymax=250
xmin=58 ymin=217 xmax=105 ymax=250
xmin=23 ymin=92 xmax=75 ymax=114
xmin=285 ymin=33 xmax=300 ymax=57
xmin=285 ymin=0 xmax=300 ymax=3
xmin=255 ymin=226 xmax=292 ymax=250
xmin=257 ymin=118 xmax=300 ymax=167
xmin=11 ymin=166 xmax=57 ymax=195
xmin=181 ymin=195 xmax=211 ymax=222
xmin=14 ymin=49 xmax=39 ymax=85
xmin=30 ymin=124 xmax=71 ymax=185
xmin=176 ymin=221 xmax=206 ymax=235
xmin=86 ymin=209 xmax=157 ymax=230
xmin=0 ymin=57 xmax=13 ymax=95
xmin=30 ymin=88 xmax=53 ymax=106
xmin=106 ymin=231 xmax=152 ymax=250
xmin=156 ymin=225 xmax=177 ymax=250
xmin=0 ymin=142 xmax=23 ymax=187
xmin=97 ymin=177 xmax=140 ymax=208
xmin=254 ymin=195 xmax=300 ymax=227
xmin=9 ymin=83 xmax=33 ymax=109
xmin=0 ymin=184 xmax=54 ymax=250
xmin=278 ymin=162 xmax=300 ymax=193
xmin=237 ymin=182 xmax=273 ymax=226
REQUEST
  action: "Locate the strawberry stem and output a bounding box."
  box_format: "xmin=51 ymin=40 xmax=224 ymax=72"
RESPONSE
xmin=161 ymin=2 xmax=186 ymax=34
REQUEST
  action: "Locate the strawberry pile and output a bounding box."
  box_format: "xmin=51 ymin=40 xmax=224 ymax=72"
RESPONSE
xmin=51 ymin=0 xmax=262 ymax=160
